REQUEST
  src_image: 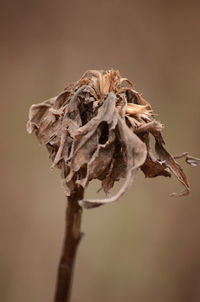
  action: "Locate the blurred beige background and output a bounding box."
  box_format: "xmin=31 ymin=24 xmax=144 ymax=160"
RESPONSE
xmin=1 ymin=1 xmax=200 ymax=301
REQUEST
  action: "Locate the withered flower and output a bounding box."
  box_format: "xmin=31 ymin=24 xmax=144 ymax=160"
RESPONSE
xmin=27 ymin=70 xmax=199 ymax=209
xmin=27 ymin=70 xmax=199 ymax=302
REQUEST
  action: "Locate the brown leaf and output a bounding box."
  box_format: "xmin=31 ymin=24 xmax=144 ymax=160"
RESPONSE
xmin=152 ymin=131 xmax=190 ymax=196
xmin=79 ymin=114 xmax=147 ymax=208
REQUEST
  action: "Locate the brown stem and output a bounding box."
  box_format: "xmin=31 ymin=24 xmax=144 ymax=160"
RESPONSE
xmin=54 ymin=186 xmax=84 ymax=302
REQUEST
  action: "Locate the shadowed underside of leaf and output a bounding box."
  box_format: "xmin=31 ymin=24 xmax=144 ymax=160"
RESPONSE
xmin=27 ymin=69 xmax=199 ymax=208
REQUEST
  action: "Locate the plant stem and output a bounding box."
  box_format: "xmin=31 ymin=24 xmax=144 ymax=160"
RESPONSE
xmin=54 ymin=187 xmax=84 ymax=302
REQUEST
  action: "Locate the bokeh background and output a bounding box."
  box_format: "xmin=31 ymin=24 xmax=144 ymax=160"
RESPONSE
xmin=1 ymin=1 xmax=200 ymax=301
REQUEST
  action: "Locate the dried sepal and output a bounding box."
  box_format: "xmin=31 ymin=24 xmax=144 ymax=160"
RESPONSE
xmin=27 ymin=69 xmax=198 ymax=209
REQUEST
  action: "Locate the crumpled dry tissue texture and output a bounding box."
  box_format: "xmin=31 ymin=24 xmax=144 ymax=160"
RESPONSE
xmin=27 ymin=70 xmax=199 ymax=208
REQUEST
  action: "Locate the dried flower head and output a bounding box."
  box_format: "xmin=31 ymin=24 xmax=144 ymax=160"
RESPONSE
xmin=27 ymin=70 xmax=199 ymax=208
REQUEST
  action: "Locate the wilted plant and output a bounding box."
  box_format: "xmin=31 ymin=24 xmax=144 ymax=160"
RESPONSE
xmin=27 ymin=70 xmax=199 ymax=302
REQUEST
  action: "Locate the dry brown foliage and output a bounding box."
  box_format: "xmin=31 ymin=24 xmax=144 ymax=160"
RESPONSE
xmin=27 ymin=70 xmax=199 ymax=208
